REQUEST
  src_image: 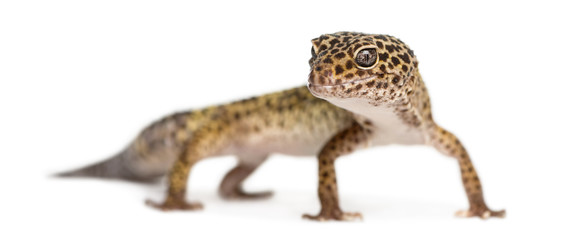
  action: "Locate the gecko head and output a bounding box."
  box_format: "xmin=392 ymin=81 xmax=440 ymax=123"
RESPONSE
xmin=308 ymin=32 xmax=419 ymax=107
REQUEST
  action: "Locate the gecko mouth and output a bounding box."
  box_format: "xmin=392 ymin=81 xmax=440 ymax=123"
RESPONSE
xmin=308 ymin=76 xmax=377 ymax=88
xmin=308 ymin=76 xmax=376 ymax=97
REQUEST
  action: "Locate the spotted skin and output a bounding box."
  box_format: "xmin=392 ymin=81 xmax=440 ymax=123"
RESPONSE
xmin=306 ymin=32 xmax=504 ymax=220
xmin=59 ymin=87 xmax=355 ymax=209
xmin=302 ymin=121 xmax=371 ymax=221
xmin=58 ymin=32 xmax=504 ymax=221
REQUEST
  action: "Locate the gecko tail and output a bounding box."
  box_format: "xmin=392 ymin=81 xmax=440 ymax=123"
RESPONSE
xmin=55 ymin=149 xmax=163 ymax=183
xmin=56 ymin=111 xmax=191 ymax=183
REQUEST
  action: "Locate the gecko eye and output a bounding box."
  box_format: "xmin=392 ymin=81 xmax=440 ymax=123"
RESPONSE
xmin=355 ymin=48 xmax=378 ymax=68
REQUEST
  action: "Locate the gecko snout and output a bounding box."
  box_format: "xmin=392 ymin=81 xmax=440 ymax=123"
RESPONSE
xmin=309 ymin=65 xmax=338 ymax=86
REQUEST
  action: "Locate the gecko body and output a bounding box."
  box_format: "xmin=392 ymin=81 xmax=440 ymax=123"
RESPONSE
xmin=59 ymin=86 xmax=353 ymax=200
xmin=58 ymin=32 xmax=504 ymax=220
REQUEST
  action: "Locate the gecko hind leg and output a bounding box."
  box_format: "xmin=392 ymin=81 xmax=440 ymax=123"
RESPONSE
xmin=219 ymin=155 xmax=273 ymax=200
xmin=146 ymin=121 xmax=231 ymax=211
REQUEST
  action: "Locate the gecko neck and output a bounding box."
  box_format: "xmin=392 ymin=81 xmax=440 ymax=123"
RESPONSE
xmin=321 ymin=96 xmax=425 ymax=146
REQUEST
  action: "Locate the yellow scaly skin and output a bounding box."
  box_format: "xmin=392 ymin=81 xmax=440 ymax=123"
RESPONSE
xmin=58 ymin=32 xmax=504 ymax=221
xmin=306 ymin=32 xmax=505 ymax=220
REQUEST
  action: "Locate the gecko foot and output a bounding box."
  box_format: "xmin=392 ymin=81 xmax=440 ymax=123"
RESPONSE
xmin=145 ymin=198 xmax=204 ymax=211
xmin=302 ymin=210 xmax=363 ymax=222
xmin=455 ymin=208 xmax=506 ymax=219
xmin=220 ymin=190 xmax=274 ymax=200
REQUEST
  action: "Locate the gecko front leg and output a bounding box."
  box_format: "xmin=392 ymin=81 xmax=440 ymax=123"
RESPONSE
xmin=303 ymin=122 xmax=371 ymax=221
xmin=146 ymin=121 xmax=231 ymax=211
xmin=430 ymin=125 xmax=506 ymax=219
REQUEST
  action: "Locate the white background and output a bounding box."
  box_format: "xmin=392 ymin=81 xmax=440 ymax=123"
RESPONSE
xmin=1 ymin=0 xmax=576 ymax=239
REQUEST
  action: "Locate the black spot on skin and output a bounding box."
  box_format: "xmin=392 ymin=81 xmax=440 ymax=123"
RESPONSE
xmin=379 ymin=53 xmax=389 ymax=61
xmin=334 ymin=65 xmax=344 ymax=75
xmin=234 ymin=112 xmax=241 ymax=120
xmin=399 ymin=53 xmax=411 ymax=63
xmin=342 ymin=36 xmax=351 ymax=42
xmin=319 ymin=44 xmax=327 ymax=51
xmin=329 ymin=39 xmax=340 ymax=47
xmin=323 ymin=58 xmax=333 ymax=64
xmin=402 ymin=65 xmax=408 ymax=72
xmin=388 ymin=63 xmax=394 ymax=69
xmin=357 ymin=70 xmax=366 ymax=77
xmin=379 ymin=64 xmax=387 ymax=72
xmin=391 ymin=56 xmax=400 ymax=66
xmin=383 ymin=82 xmax=389 ymax=89
xmin=336 ymin=43 xmax=344 ymax=48
xmin=346 ymin=60 xmax=354 ymax=69
xmin=354 ymin=43 xmax=362 ymax=50
xmin=365 ymin=80 xmax=375 ymax=88
xmin=347 ymin=48 xmax=354 ymax=57
xmin=355 ymin=84 xmax=362 ymax=90
xmin=335 ymin=52 xmax=346 ymax=59
xmin=376 ymin=41 xmax=384 ymax=49
xmin=315 ymin=66 xmax=321 ymax=71
xmin=392 ymin=77 xmax=399 ymax=84
xmin=322 ymin=171 xmax=329 ymax=177
xmin=385 ymin=45 xmax=396 ymax=52
xmin=345 ymin=73 xmax=354 ymax=79
xmin=376 ymin=82 xmax=383 ymax=88
xmin=374 ymin=35 xmax=388 ymax=41
xmin=408 ymin=49 xmax=414 ymax=57
xmin=345 ymin=88 xmax=352 ymax=94
xmin=330 ymin=49 xmax=339 ymax=54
